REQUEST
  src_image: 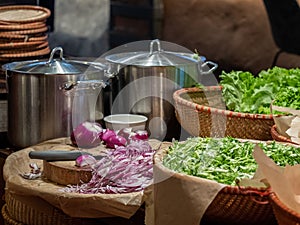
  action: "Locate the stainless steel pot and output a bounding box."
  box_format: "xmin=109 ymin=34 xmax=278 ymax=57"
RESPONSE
xmin=103 ymin=39 xmax=218 ymax=140
xmin=3 ymin=47 xmax=106 ymax=148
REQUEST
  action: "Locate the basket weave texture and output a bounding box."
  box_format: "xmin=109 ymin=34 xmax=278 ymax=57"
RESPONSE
xmin=269 ymin=192 xmax=300 ymax=225
xmin=5 ymin=191 xmax=86 ymax=225
xmin=4 ymin=191 xmax=145 ymax=225
xmin=2 ymin=204 xmax=24 ymax=225
xmin=173 ymin=86 xmax=275 ymax=140
xmin=202 ymin=186 xmax=276 ymax=225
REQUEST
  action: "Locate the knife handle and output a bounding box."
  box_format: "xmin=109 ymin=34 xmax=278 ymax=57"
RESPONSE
xmin=29 ymin=150 xmax=91 ymax=161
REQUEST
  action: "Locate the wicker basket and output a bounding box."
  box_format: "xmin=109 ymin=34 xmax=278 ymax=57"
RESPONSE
xmin=269 ymin=192 xmax=300 ymax=225
xmin=4 ymin=191 xmax=145 ymax=225
xmin=173 ymin=86 xmax=275 ymax=140
xmin=2 ymin=204 xmax=24 ymax=225
xmin=153 ymin=143 xmax=278 ymax=225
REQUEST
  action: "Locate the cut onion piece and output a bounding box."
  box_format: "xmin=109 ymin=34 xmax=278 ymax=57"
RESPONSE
xmin=106 ymin=135 xmax=127 ymax=148
xmin=75 ymin=155 xmax=97 ymax=167
xmin=130 ymin=130 xmax=149 ymax=141
xmin=101 ymin=129 xmax=116 ymax=144
xmin=71 ymin=121 xmax=103 ymax=148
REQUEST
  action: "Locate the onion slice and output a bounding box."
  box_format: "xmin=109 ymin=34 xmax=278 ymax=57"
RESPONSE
xmin=75 ymin=155 xmax=97 ymax=167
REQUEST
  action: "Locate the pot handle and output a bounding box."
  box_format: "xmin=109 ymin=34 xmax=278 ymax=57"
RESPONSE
xmin=59 ymin=80 xmax=108 ymax=95
xmin=200 ymin=61 xmax=218 ymax=75
xmin=46 ymin=47 xmax=64 ymax=65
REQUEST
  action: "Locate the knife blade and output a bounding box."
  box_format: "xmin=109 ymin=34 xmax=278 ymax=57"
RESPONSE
xmin=29 ymin=150 xmax=103 ymax=161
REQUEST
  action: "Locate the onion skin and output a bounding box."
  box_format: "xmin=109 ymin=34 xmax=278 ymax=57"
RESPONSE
xmin=71 ymin=121 xmax=103 ymax=148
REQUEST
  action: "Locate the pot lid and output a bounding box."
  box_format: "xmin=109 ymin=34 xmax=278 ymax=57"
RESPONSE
xmin=105 ymin=39 xmax=203 ymax=67
xmin=3 ymin=47 xmax=99 ymax=75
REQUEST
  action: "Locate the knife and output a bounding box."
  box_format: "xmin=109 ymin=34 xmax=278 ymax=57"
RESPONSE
xmin=29 ymin=150 xmax=104 ymax=161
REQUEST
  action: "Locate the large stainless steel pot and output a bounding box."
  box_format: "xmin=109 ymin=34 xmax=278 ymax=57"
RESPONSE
xmin=3 ymin=47 xmax=106 ymax=148
xmin=102 ymin=39 xmax=218 ymax=141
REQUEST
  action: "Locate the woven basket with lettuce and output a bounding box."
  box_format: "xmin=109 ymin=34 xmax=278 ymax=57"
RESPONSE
xmin=173 ymin=67 xmax=300 ymax=140
xmin=151 ymin=137 xmax=300 ymax=225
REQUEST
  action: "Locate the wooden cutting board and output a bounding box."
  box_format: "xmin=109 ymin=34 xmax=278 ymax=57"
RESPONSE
xmin=43 ymin=160 xmax=93 ymax=186
xmin=42 ymin=147 xmax=107 ymax=186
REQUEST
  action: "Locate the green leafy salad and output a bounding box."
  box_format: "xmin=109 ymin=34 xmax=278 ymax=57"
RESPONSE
xmin=219 ymin=67 xmax=300 ymax=114
xmin=163 ymin=137 xmax=300 ymax=185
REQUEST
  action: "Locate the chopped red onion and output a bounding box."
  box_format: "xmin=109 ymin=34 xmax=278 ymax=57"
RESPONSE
xmin=62 ymin=140 xmax=155 ymax=194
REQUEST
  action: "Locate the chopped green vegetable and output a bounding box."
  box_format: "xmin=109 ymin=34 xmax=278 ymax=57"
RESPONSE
xmin=162 ymin=137 xmax=300 ymax=185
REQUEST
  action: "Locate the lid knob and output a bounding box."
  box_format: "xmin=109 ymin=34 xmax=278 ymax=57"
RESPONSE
xmin=46 ymin=46 xmax=64 ymax=66
xmin=149 ymin=39 xmax=162 ymax=56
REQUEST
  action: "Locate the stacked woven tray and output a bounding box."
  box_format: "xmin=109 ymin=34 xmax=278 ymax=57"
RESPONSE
xmin=0 ymin=5 xmax=51 ymax=62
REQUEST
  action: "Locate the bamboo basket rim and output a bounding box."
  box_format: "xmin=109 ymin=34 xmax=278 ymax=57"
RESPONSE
xmin=0 ymin=45 xmax=49 ymax=59
xmin=0 ymin=26 xmax=48 ymax=35
xmin=0 ymin=21 xmax=46 ymax=30
xmin=269 ymin=192 xmax=300 ymax=221
xmin=0 ymin=34 xmax=48 ymax=42
xmin=0 ymin=40 xmax=46 ymax=49
xmin=0 ymin=41 xmax=48 ymax=53
xmin=270 ymin=125 xmax=298 ymax=145
xmin=1 ymin=25 xmax=48 ymax=37
xmin=173 ymin=86 xmax=275 ymax=120
xmin=0 ymin=5 xmax=51 ymax=23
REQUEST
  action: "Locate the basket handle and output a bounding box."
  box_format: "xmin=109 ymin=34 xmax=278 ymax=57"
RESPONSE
xmin=236 ymin=185 xmax=270 ymax=205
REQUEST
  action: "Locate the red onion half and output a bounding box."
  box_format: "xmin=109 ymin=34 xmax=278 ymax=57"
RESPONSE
xmin=71 ymin=121 xmax=103 ymax=148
